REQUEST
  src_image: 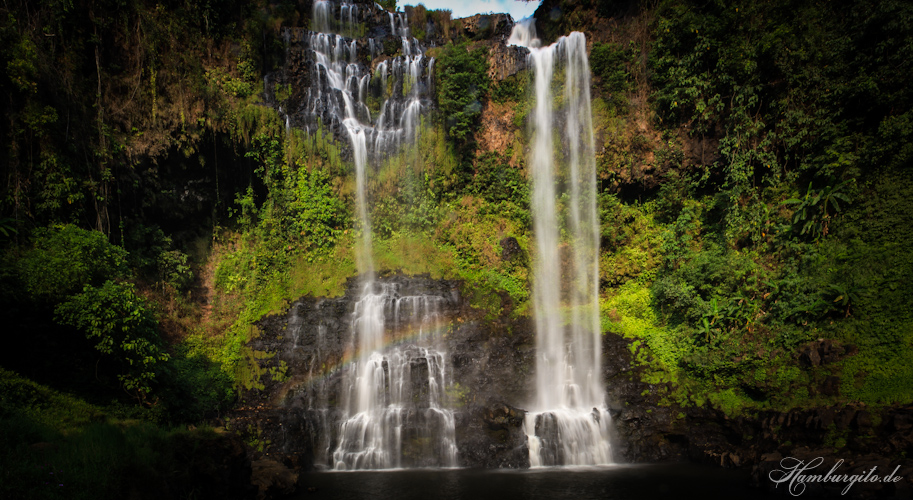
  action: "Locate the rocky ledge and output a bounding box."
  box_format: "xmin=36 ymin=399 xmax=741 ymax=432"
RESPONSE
xmin=604 ymin=331 xmax=913 ymax=498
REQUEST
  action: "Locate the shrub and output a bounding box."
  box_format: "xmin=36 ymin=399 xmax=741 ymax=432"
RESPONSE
xmin=436 ymin=43 xmax=490 ymax=144
xmin=55 ymin=281 xmax=169 ymax=403
xmin=589 ymin=41 xmax=634 ymax=98
xmin=20 ymin=225 xmax=128 ymax=302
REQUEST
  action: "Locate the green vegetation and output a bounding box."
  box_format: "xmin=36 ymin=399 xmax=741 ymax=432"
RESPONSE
xmin=0 ymin=0 xmax=911 ymax=489
xmin=584 ymin=0 xmax=913 ymax=415
xmin=20 ymin=225 xmax=129 ymax=302
xmin=0 ymin=368 xmax=238 ymax=500
xmin=0 ymin=2 xmax=298 ymax=492
xmin=589 ymin=41 xmax=636 ymax=109
xmin=56 ymin=281 xmax=170 ymax=403
xmin=435 ymin=42 xmax=491 ymax=146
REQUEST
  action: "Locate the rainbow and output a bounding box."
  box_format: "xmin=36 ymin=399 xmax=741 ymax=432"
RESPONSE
xmin=273 ymin=318 xmax=456 ymax=403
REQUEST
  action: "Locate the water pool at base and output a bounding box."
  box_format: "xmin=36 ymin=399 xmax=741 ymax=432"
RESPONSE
xmin=295 ymin=462 xmax=771 ymax=499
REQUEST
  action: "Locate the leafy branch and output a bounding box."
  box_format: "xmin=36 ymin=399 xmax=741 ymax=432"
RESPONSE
xmin=781 ymin=179 xmax=854 ymax=241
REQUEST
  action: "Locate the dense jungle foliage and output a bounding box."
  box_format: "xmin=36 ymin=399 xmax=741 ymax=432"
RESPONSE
xmin=1 ymin=0 xmax=911 ymax=496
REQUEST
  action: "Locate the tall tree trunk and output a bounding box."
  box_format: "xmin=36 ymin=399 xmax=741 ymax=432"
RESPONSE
xmin=94 ymin=37 xmax=110 ymax=236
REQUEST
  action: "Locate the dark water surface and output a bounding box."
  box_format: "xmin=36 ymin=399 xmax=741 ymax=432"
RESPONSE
xmin=297 ymin=463 xmax=772 ymax=499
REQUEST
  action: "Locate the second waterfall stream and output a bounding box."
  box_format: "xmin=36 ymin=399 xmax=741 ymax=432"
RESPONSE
xmin=509 ymin=19 xmax=613 ymax=467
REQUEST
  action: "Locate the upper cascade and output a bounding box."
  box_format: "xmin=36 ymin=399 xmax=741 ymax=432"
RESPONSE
xmin=279 ymin=0 xmax=435 ymax=165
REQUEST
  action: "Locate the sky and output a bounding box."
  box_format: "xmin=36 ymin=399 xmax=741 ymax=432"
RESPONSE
xmin=400 ymin=0 xmax=541 ymax=21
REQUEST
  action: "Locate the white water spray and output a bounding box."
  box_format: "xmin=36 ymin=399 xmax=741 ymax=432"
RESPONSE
xmin=332 ymin=283 xmax=458 ymax=469
xmin=509 ymin=19 xmax=612 ymax=467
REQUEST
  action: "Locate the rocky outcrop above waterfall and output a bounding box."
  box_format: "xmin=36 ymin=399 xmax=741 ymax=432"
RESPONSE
xmin=486 ymin=43 xmax=529 ymax=82
xmin=457 ymin=14 xmax=529 ymax=81
xmin=460 ymin=14 xmax=514 ymax=41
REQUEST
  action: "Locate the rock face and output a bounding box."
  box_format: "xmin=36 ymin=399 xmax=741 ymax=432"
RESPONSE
xmin=603 ymin=330 xmax=913 ymax=497
xmin=230 ymin=273 xmax=534 ymax=470
xmin=499 ymin=236 xmax=523 ymax=262
xmin=232 ymin=275 xmax=912 ymax=498
xmin=251 ymin=458 xmax=298 ymax=500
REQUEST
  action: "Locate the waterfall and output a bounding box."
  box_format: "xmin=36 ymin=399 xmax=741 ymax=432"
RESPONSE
xmin=332 ymin=283 xmax=458 ymax=469
xmin=287 ymin=1 xmax=433 ymax=165
xmin=284 ymin=0 xmax=456 ymax=470
xmin=509 ymin=19 xmax=612 ymax=467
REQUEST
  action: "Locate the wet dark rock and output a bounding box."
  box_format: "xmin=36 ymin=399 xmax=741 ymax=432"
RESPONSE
xmin=483 ymin=403 xmax=526 ymax=430
xmin=251 ymin=458 xmax=298 ymax=500
xmin=799 ymin=339 xmax=856 ymax=367
xmin=854 ymin=410 xmax=873 ymax=430
xmin=229 ymin=273 xmax=536 ymax=470
xmin=891 ymin=413 xmax=913 ymax=432
xmin=821 ymin=375 xmax=841 ymax=397
xmin=456 ymin=401 xmax=530 ymax=469
xmin=499 ymin=236 xmax=522 ymax=262
xmin=800 ymin=345 xmax=822 ymax=367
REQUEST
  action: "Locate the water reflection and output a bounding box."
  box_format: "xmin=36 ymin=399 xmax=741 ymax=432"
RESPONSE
xmin=297 ymin=463 xmax=770 ymax=500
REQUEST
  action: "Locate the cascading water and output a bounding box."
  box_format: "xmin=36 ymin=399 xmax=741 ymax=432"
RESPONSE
xmin=285 ymin=1 xmax=433 ymax=163
xmin=509 ymin=19 xmax=613 ymax=467
xmin=332 ymin=283 xmax=458 ymax=469
xmin=282 ymin=0 xmax=457 ymax=470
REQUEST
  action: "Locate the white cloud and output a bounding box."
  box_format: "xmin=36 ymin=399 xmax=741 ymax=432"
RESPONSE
xmin=401 ymin=0 xmax=540 ymax=21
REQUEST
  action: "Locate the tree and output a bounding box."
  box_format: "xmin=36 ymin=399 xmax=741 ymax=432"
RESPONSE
xmin=20 ymin=224 xmax=128 ymax=302
xmin=55 ymin=281 xmax=169 ymax=403
xmin=436 ymin=43 xmax=490 ymax=145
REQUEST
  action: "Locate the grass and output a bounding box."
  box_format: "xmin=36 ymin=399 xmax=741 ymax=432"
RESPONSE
xmin=0 ymin=367 xmax=108 ymax=433
xmin=0 ymin=367 xmax=230 ymax=500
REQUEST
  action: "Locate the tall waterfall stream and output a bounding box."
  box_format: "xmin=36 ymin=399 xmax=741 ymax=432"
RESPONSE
xmin=508 ymin=19 xmax=613 ymax=467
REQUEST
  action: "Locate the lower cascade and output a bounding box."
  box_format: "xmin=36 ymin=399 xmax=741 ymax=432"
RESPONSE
xmin=332 ymin=282 xmax=458 ymax=469
xmin=510 ymin=19 xmax=613 ymax=467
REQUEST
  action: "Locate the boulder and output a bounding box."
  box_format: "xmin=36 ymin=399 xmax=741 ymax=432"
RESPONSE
xmin=251 ymin=458 xmax=298 ymax=500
